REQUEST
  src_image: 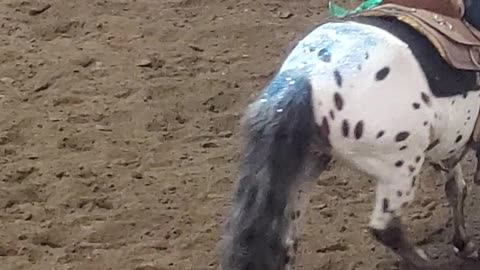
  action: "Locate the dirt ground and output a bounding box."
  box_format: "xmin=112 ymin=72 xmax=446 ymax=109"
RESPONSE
xmin=1 ymin=0 xmax=480 ymax=270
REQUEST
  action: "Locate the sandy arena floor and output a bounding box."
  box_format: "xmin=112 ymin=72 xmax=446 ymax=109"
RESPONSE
xmin=1 ymin=0 xmax=480 ymax=270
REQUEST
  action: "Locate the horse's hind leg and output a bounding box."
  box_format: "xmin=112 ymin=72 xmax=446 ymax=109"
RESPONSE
xmin=367 ymin=158 xmax=434 ymax=268
xmin=285 ymin=153 xmax=332 ymax=269
xmin=473 ymin=148 xmax=480 ymax=185
xmin=443 ymin=164 xmax=478 ymax=259
xmin=284 ymin=186 xmax=309 ymax=269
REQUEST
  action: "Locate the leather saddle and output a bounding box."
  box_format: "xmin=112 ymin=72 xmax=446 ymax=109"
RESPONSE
xmin=351 ymin=0 xmax=480 ymax=71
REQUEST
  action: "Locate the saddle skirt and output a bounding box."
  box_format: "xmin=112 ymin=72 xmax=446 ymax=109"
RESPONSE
xmin=352 ymin=1 xmax=480 ymax=71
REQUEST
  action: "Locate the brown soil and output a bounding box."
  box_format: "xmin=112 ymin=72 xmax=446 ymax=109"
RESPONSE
xmin=1 ymin=0 xmax=480 ymax=270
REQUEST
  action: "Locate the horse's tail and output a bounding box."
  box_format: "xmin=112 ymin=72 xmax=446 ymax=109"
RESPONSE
xmin=218 ymin=71 xmax=331 ymax=270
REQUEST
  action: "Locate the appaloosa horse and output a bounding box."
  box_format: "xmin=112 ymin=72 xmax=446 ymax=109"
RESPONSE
xmin=218 ymin=0 xmax=480 ymax=269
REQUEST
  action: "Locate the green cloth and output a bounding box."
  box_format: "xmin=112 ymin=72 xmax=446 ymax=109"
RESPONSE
xmin=329 ymin=0 xmax=383 ymax=18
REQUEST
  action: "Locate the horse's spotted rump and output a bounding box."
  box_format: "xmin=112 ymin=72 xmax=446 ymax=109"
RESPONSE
xmin=375 ymin=67 xmax=390 ymax=81
xmin=354 ymin=121 xmax=364 ymax=139
xmin=395 ymin=132 xmax=410 ymax=142
xmin=334 ymin=70 xmax=343 ymax=88
xmin=342 ymin=120 xmax=350 ymax=137
xmin=334 ymin=92 xmax=344 ymax=110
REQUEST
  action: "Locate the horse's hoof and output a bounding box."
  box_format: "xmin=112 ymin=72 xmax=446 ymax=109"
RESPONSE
xmin=453 ymin=241 xmax=479 ymax=260
xmin=400 ymin=248 xmax=434 ymax=269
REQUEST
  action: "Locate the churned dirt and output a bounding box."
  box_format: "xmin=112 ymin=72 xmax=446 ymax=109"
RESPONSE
xmin=1 ymin=0 xmax=480 ymax=270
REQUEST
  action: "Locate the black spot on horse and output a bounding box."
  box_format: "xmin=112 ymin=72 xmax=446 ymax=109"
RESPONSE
xmin=408 ymin=165 xmax=415 ymax=173
xmin=376 ymin=130 xmax=385 ymax=139
xmin=463 ymin=92 xmax=468 ymax=98
xmin=319 ymin=117 xmax=330 ymax=138
xmin=318 ymin=48 xmax=332 ymax=63
xmin=329 ymin=110 xmax=335 ymax=120
xmin=342 ymin=120 xmax=349 ymax=137
xmin=395 ymin=160 xmax=404 ymax=167
xmin=399 ymin=145 xmax=407 ymax=151
xmin=423 ymin=121 xmax=428 ymax=126
xmin=395 ymin=132 xmax=410 ymax=142
xmin=334 ymin=70 xmax=343 ymax=88
xmin=365 ymin=52 xmax=370 ymax=59
xmin=426 ymin=139 xmax=440 ymax=151
xmin=412 ymin=176 xmax=417 ymax=187
xmin=396 ymin=191 xmax=403 ymax=197
xmin=455 ymin=135 xmax=463 ymax=143
xmin=375 ymin=67 xmax=390 ymax=81
xmin=382 ymin=198 xmax=390 ymax=213
xmin=415 ymin=156 xmax=421 ymax=163
xmin=354 ymin=121 xmax=364 ymax=139
xmin=412 ymin=103 xmax=420 ymax=109
xmin=421 ymin=92 xmax=431 ymax=106
xmin=334 ymin=92 xmax=344 ymax=110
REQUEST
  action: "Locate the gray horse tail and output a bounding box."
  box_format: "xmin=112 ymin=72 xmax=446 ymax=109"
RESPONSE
xmin=218 ymin=70 xmax=329 ymax=270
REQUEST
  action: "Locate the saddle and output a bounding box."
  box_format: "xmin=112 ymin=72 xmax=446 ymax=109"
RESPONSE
xmin=351 ymin=0 xmax=480 ymax=71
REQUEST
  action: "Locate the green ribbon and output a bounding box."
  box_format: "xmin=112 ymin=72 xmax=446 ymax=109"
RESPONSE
xmin=329 ymin=0 xmax=383 ymax=18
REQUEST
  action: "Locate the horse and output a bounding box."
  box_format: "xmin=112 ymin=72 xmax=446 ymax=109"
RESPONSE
xmin=218 ymin=0 xmax=480 ymax=269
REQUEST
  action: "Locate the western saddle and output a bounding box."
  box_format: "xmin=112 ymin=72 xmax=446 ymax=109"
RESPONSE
xmin=351 ymin=0 xmax=480 ymax=144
